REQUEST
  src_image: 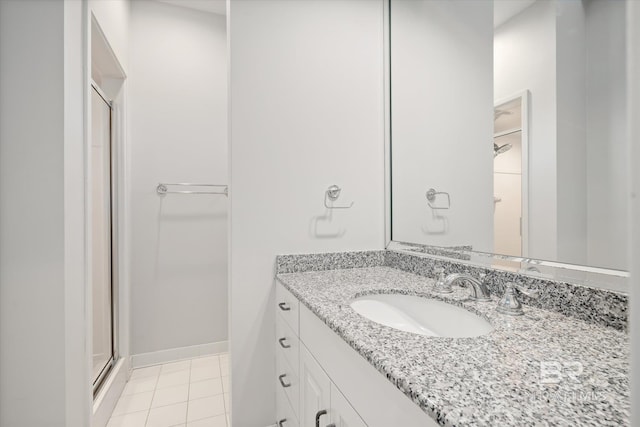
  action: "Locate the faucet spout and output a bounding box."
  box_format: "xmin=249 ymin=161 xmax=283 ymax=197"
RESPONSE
xmin=443 ymin=273 xmax=491 ymax=301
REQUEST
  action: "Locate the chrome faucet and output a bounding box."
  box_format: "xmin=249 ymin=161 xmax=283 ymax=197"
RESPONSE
xmin=496 ymin=282 xmax=540 ymax=316
xmin=433 ymin=271 xmax=491 ymax=302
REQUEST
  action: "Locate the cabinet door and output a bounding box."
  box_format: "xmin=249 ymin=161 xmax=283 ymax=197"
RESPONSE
xmin=300 ymin=346 xmax=331 ymax=427
xmin=277 ymin=349 xmax=299 ymax=417
xmin=330 ymin=383 xmax=367 ymax=427
xmin=277 ymin=382 xmax=300 ymax=427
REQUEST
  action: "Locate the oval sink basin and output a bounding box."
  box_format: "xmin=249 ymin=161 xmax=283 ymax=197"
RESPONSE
xmin=350 ymin=294 xmax=493 ymax=338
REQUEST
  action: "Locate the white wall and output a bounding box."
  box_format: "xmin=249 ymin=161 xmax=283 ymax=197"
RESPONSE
xmin=90 ymin=0 xmax=130 ymax=73
xmin=391 ymin=0 xmax=494 ymax=251
xmin=556 ymin=0 xmax=587 ymax=265
xmin=0 ymin=1 xmax=87 ymax=426
xmin=229 ymin=0 xmax=386 ymax=424
xmin=495 ymin=0 xmax=558 ymax=261
xmin=585 ymin=0 xmax=628 ymax=270
xmin=129 ymin=1 xmax=228 ymax=355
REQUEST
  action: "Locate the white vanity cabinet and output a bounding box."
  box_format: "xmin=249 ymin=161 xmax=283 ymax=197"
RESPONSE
xmin=299 ymin=345 xmax=330 ymax=427
xmin=275 ymin=282 xmax=437 ymax=427
xmin=275 ymin=284 xmax=301 ymax=427
xmin=276 ymin=283 xmax=366 ymax=427
xmin=299 ymin=346 xmax=366 ymax=427
xmin=329 ymin=382 xmax=367 ymax=427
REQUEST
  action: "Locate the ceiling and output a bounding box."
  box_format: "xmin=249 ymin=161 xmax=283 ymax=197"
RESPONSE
xmin=155 ymin=0 xmax=535 ymax=23
xmin=494 ymin=0 xmax=536 ymax=28
xmin=154 ymin=1 xmax=532 ymax=28
xmin=156 ymin=0 xmax=226 ymax=15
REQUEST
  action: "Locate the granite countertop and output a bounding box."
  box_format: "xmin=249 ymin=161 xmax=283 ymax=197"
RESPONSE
xmin=276 ymin=266 xmax=630 ymax=427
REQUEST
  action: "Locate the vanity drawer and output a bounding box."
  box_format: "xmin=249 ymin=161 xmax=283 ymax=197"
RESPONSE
xmin=276 ymin=313 xmax=300 ymax=377
xmin=276 ymin=282 xmax=299 ymax=336
xmin=276 ymin=380 xmax=300 ymax=427
xmin=276 ymin=349 xmax=299 ymax=419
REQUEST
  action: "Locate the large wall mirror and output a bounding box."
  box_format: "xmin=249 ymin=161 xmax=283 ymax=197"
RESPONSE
xmin=389 ymin=0 xmax=629 ymax=289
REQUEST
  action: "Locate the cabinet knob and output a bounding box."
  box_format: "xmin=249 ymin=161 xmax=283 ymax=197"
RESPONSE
xmin=315 ymin=409 xmax=328 ymax=427
xmin=278 ymin=302 xmax=291 ymax=311
xmin=277 ymin=418 xmax=287 ymax=427
xmin=278 ymin=337 xmax=291 ymax=348
xmin=278 ymin=374 xmax=291 ymax=388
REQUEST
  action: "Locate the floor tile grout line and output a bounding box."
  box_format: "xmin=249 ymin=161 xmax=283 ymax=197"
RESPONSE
xmin=218 ymin=356 xmax=229 ymax=427
xmin=143 ymin=371 xmax=160 ymax=427
xmin=185 ymin=358 xmax=193 ymax=425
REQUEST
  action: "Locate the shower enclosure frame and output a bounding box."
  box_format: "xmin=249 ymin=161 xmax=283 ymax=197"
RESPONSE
xmin=90 ymin=80 xmax=119 ymax=396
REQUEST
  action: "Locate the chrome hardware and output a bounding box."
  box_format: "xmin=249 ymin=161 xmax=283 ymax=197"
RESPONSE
xmin=496 ymin=282 xmax=540 ymax=316
xmin=324 ymin=185 xmax=354 ymax=209
xmin=278 ymin=419 xmax=287 ymax=427
xmin=278 ymin=337 xmax=291 ymax=348
xmin=278 ymin=374 xmax=291 ymax=388
xmin=443 ymin=273 xmax=491 ymax=301
xmin=426 ymin=188 xmax=451 ymax=209
xmin=432 ymin=267 xmax=453 ymax=294
xmin=315 ymin=410 xmax=328 ymax=427
xmin=278 ymin=302 xmax=291 ymax=311
xmin=156 ymin=183 xmax=228 ymax=196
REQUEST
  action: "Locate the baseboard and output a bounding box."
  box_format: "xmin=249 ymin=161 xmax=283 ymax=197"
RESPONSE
xmin=131 ymin=341 xmax=228 ymax=368
xmin=92 ymin=357 xmax=130 ymax=427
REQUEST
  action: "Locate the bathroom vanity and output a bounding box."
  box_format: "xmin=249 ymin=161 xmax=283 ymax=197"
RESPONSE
xmin=273 ymin=251 xmax=629 ymax=427
xmin=272 ymin=1 xmax=632 ymax=425
xmin=275 ymin=278 xmax=435 ymax=427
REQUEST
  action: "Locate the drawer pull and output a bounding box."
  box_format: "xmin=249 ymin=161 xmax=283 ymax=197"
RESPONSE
xmin=315 ymin=409 xmax=328 ymax=427
xmin=278 ymin=374 xmax=291 ymax=388
xmin=278 ymin=302 xmax=291 ymax=311
xmin=278 ymin=337 xmax=291 ymax=348
xmin=278 ymin=418 xmax=287 ymax=427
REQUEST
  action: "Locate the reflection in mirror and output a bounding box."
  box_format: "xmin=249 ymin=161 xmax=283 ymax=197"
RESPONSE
xmin=390 ymin=0 xmax=629 ymax=279
xmin=493 ymin=94 xmax=527 ymax=258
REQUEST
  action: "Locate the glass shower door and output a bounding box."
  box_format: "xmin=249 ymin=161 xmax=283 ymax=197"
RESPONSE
xmin=91 ymin=84 xmax=115 ymax=391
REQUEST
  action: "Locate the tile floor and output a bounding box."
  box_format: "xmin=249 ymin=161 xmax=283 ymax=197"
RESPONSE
xmin=107 ymin=353 xmax=230 ymax=427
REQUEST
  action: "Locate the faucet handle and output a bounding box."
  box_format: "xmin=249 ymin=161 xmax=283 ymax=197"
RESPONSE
xmin=512 ymin=282 xmax=540 ymax=299
xmin=432 ymin=267 xmax=452 ymax=294
xmin=496 ymin=282 xmax=539 ymax=316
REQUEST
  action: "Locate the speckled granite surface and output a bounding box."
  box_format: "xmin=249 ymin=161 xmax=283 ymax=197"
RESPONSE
xmin=276 ymin=267 xmax=630 ymax=427
xmin=275 ymin=250 xmax=628 ymax=331
xmin=384 ymin=250 xmax=628 ymax=331
xmin=276 ymin=250 xmax=385 ymax=273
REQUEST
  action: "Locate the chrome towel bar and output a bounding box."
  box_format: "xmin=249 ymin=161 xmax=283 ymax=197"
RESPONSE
xmin=156 ymin=183 xmax=228 ymax=196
